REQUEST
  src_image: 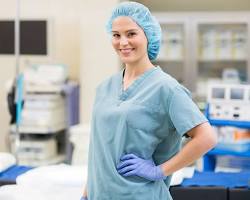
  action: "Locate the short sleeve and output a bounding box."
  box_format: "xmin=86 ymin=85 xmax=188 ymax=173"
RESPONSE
xmin=168 ymin=86 xmax=208 ymax=136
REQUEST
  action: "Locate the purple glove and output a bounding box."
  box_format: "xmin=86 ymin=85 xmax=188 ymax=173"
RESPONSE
xmin=117 ymin=153 xmax=166 ymax=181
xmin=80 ymin=196 xmax=87 ymax=200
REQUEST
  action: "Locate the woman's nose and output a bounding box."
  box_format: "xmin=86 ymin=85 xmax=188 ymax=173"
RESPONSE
xmin=120 ymin=36 xmax=128 ymax=45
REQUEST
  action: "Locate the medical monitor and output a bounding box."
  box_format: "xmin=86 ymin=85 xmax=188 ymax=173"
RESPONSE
xmin=230 ymin=88 xmax=244 ymax=100
xmin=212 ymin=87 xmax=225 ymax=99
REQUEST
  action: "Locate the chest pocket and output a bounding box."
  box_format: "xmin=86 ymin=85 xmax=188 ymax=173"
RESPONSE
xmin=124 ymin=101 xmax=164 ymax=132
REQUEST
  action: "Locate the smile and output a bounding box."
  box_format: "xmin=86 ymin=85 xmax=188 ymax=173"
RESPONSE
xmin=119 ymin=48 xmax=134 ymax=54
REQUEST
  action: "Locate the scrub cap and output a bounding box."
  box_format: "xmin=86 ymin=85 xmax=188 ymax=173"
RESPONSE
xmin=106 ymin=1 xmax=162 ymax=60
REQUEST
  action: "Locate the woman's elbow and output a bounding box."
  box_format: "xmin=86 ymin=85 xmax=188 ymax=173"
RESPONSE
xmin=204 ymin=125 xmax=218 ymax=150
xmin=188 ymin=122 xmax=218 ymax=152
xmin=208 ymin=130 xmax=218 ymax=149
xmin=195 ymin=122 xmax=218 ymax=151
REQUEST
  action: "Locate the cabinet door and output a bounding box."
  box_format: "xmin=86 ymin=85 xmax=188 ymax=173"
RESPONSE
xmin=191 ymin=14 xmax=250 ymax=104
xmin=154 ymin=14 xmax=192 ymax=90
xmin=154 ymin=12 xmax=250 ymax=111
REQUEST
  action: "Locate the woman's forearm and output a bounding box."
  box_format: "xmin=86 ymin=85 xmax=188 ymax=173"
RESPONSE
xmin=83 ymin=185 xmax=87 ymax=197
xmin=161 ymin=122 xmax=217 ymax=176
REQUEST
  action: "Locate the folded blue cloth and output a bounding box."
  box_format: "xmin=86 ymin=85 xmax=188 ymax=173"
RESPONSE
xmin=181 ymin=171 xmax=250 ymax=188
xmin=0 ymin=165 xmax=33 ymax=182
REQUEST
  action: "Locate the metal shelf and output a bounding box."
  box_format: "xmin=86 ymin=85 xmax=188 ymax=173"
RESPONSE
xmin=209 ymin=119 xmax=250 ymax=129
xmin=207 ymin=147 xmax=250 ymax=157
xmin=204 ymin=104 xmax=250 ymax=171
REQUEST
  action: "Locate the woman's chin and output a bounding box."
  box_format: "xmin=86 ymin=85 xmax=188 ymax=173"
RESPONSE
xmin=120 ymin=56 xmax=136 ymax=64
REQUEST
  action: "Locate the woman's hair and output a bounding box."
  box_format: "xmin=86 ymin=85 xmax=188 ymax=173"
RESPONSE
xmin=106 ymin=1 xmax=162 ymax=61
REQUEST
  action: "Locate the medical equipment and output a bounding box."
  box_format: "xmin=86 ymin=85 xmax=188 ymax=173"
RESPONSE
xmin=7 ymin=81 xmax=79 ymax=166
xmin=216 ymin=155 xmax=250 ymax=171
xmin=232 ymin=30 xmax=247 ymax=59
xmin=217 ymin=30 xmax=232 ymax=59
xmin=207 ymin=83 xmax=250 ymax=121
xmin=200 ymin=30 xmax=217 ymax=59
xmin=69 ymin=124 xmax=90 ymax=165
xmin=222 ymin=68 xmax=240 ymax=83
xmin=206 ymin=83 xmax=250 ymax=154
xmin=212 ymin=126 xmax=250 ymax=152
xmin=20 ymin=107 xmax=66 ymax=133
xmin=24 ymin=64 xmax=67 ymax=91
xmin=199 ymin=27 xmax=247 ymax=60
xmin=17 ymin=138 xmax=57 ymax=160
xmin=165 ymin=28 xmax=183 ymax=60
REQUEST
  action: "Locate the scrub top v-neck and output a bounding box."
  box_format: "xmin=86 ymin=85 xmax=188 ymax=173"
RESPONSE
xmin=119 ymin=67 xmax=157 ymax=102
xmin=87 ymin=66 xmax=207 ymax=200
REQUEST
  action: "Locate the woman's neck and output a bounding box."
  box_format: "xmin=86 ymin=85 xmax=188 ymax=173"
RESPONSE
xmin=124 ymin=59 xmax=154 ymax=80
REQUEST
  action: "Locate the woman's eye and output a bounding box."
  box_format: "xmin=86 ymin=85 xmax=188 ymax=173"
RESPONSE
xmin=112 ymin=34 xmax=120 ymax=38
xmin=128 ymin=32 xmax=136 ymax=37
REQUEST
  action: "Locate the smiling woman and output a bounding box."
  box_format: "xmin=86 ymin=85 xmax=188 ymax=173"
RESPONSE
xmin=106 ymin=1 xmax=162 ymax=61
xmin=80 ymin=2 xmax=217 ymax=200
xmin=111 ymin=17 xmax=148 ymax=65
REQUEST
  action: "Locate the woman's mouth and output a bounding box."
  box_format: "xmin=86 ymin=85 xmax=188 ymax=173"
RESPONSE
xmin=120 ymin=48 xmax=134 ymax=54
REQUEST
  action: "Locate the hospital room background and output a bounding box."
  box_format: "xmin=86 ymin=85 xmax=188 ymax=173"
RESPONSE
xmin=0 ymin=0 xmax=250 ymax=199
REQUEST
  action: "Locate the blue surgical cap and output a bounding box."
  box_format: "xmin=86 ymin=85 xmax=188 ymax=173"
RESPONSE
xmin=106 ymin=1 xmax=162 ymax=61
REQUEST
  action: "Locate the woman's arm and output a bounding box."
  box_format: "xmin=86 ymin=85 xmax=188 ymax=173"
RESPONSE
xmin=80 ymin=185 xmax=87 ymax=199
xmin=161 ymin=122 xmax=217 ymax=176
xmin=116 ymin=122 xmax=217 ymax=181
xmin=83 ymin=185 xmax=87 ymax=197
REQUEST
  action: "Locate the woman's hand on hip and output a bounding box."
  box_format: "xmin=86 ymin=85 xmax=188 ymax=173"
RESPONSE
xmin=117 ymin=153 xmax=166 ymax=181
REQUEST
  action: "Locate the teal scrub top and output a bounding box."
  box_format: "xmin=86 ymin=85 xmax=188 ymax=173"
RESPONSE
xmin=87 ymin=66 xmax=208 ymax=200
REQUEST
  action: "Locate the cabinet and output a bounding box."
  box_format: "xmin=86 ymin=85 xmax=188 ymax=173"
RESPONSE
xmin=192 ymin=14 xmax=250 ymax=107
xmin=154 ymin=12 xmax=250 ymax=110
xmin=153 ymin=14 xmax=191 ymax=90
xmin=154 ymin=13 xmax=250 ymax=171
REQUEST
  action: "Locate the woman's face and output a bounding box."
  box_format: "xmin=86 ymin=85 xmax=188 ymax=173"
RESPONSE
xmin=111 ymin=16 xmax=148 ymax=65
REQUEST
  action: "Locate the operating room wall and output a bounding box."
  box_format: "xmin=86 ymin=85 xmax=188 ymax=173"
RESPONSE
xmin=0 ymin=0 xmax=82 ymax=151
xmin=80 ymin=0 xmax=120 ymax=124
xmin=0 ymin=0 xmax=120 ymax=151
xmin=138 ymin=0 xmax=250 ymax=11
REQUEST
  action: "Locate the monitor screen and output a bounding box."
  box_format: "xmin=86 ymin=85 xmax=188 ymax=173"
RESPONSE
xmin=230 ymin=88 xmax=244 ymax=100
xmin=0 ymin=20 xmax=47 ymax=55
xmin=212 ymin=88 xmax=225 ymax=99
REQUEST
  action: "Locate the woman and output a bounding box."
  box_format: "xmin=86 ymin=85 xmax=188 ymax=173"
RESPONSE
xmin=81 ymin=2 xmax=217 ymax=200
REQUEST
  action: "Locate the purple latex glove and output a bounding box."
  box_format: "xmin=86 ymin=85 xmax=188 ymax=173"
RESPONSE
xmin=117 ymin=153 xmax=166 ymax=181
xmin=80 ymin=196 xmax=88 ymax=200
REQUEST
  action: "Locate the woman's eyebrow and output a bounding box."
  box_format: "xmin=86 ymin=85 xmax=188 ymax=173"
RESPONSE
xmin=125 ymin=29 xmax=138 ymax=32
xmin=112 ymin=29 xmax=138 ymax=33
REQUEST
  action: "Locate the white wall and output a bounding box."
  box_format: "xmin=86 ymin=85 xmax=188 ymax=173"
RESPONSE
xmin=138 ymin=0 xmax=250 ymax=11
xmin=0 ymin=0 xmax=120 ymax=151
xmin=0 ymin=0 xmax=81 ymax=79
xmin=80 ymin=0 xmax=120 ymax=123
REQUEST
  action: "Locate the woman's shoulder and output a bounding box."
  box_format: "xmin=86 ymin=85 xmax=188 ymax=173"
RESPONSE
xmin=154 ymin=67 xmax=180 ymax=89
xmin=154 ymin=67 xmax=191 ymax=96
